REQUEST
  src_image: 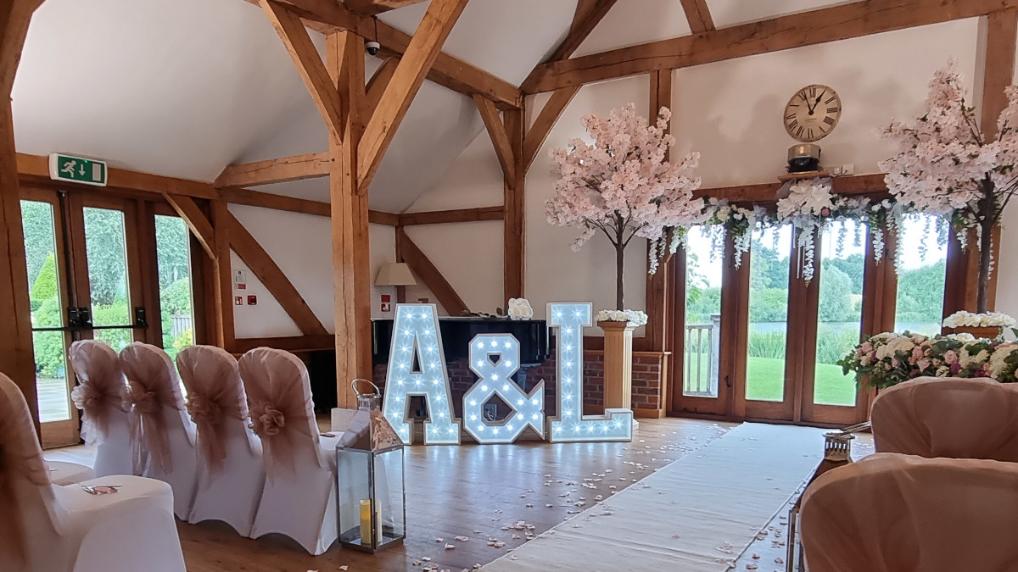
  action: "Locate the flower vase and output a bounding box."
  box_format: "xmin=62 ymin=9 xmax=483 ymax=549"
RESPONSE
xmin=942 ymin=326 xmax=1003 ymax=339
xmin=598 ymin=321 xmax=636 ymax=410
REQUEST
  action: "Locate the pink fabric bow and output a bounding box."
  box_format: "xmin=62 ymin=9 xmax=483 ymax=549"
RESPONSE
xmin=120 ymin=343 xmax=185 ymax=474
xmin=176 ymin=345 xmax=249 ymax=474
xmin=250 ymin=403 xmax=286 ymax=437
xmin=68 ymin=340 xmax=128 ymax=446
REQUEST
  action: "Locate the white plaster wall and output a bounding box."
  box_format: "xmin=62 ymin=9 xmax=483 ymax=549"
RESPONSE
xmin=229 ymin=204 xmax=397 ymax=338
xmin=994 ymin=38 xmax=1018 ymax=321
xmin=671 ymin=19 xmax=980 ymax=187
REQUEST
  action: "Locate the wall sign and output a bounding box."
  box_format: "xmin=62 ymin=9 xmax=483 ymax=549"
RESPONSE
xmin=383 ymin=303 xmax=633 ymax=446
xmin=48 ymin=153 xmax=107 ymax=187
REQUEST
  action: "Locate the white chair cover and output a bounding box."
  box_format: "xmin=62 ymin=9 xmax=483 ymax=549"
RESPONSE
xmin=239 ymin=347 xmax=339 ymax=555
xmin=0 ymin=372 xmax=185 ymax=572
xmin=119 ymin=342 xmax=198 ymax=519
xmin=871 ymin=376 xmax=1018 ymax=461
xmin=177 ymin=345 xmax=265 ymax=536
xmin=46 ymin=461 xmax=95 ymax=486
xmin=68 ymin=340 xmax=133 ymax=476
xmin=801 ymin=453 xmax=1018 ymax=572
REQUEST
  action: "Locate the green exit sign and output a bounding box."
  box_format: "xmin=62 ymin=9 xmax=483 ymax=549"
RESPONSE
xmin=48 ymin=153 xmax=107 ymax=187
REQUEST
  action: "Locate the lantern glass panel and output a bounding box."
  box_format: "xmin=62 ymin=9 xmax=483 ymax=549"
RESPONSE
xmin=337 ymin=447 xmax=405 ymax=552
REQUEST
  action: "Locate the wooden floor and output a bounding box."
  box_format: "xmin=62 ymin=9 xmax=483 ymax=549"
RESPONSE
xmin=47 ymin=419 xmax=740 ymax=571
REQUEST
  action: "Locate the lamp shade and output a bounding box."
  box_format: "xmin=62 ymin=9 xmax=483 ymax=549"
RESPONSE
xmin=375 ymin=262 xmax=416 ymax=286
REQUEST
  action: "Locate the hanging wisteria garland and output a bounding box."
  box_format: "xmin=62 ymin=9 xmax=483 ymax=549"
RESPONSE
xmin=701 ymin=199 xmax=756 ymax=268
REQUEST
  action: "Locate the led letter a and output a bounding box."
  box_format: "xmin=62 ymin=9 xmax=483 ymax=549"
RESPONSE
xmin=382 ymin=304 xmax=460 ymax=445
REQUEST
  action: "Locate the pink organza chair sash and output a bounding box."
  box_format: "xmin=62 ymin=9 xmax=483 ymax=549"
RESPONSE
xmin=67 ymin=340 xmax=128 ymax=446
xmin=238 ymin=348 xmax=321 ymax=478
xmin=119 ymin=343 xmax=187 ymax=473
xmin=176 ymin=346 xmax=249 ymax=474
xmin=871 ymin=376 xmax=1018 ymax=461
xmin=0 ymin=373 xmax=53 ymax=565
xmin=801 ymin=453 xmax=1018 ymax=572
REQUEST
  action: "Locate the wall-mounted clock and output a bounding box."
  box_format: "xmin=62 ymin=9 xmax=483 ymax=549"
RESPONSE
xmin=783 ymin=84 xmax=842 ymax=143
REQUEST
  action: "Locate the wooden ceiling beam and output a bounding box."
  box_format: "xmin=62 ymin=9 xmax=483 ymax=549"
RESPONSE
xmin=241 ymin=0 xmax=521 ymax=109
xmin=396 ymin=226 xmax=469 ymax=315
xmin=398 ymin=205 xmax=503 ymax=226
xmin=522 ymin=85 xmax=580 ymax=172
xmin=17 ymin=152 xmax=218 ymax=199
xmin=550 ymin=0 xmax=618 ymax=62
xmin=259 ymin=0 xmax=346 ymax=142
xmin=980 ymin=8 xmax=1018 ymax=140
xmin=214 ymin=152 xmax=331 ymax=187
xmin=523 ymin=0 xmax=1018 ymax=93
xmin=358 ymin=0 xmax=468 ymax=191
xmin=679 ymin=0 xmax=715 ymax=34
xmin=345 ymin=0 xmax=428 ymax=15
xmin=474 ymin=95 xmax=515 ymax=181
xmin=365 ymin=57 xmax=398 ymax=116
xmin=218 ymin=186 xmax=399 ymax=224
xmin=162 ymin=193 xmax=216 ymax=259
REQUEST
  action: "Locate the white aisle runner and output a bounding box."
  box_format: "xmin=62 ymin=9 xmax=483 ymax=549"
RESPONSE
xmin=483 ymin=423 xmax=825 ymax=572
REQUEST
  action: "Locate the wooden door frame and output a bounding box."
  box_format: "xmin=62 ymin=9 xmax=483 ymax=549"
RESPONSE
xmin=19 ymin=185 xmax=79 ymax=447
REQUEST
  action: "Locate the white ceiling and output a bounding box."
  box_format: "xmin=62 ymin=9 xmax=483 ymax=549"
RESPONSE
xmin=12 ymin=0 xmax=849 ymax=213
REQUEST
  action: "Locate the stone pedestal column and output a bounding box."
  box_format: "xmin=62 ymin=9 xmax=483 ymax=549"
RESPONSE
xmin=598 ymin=320 xmax=636 ymax=410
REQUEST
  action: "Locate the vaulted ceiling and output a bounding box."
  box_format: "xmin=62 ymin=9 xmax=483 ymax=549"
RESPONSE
xmin=12 ymin=0 xmax=850 ymax=212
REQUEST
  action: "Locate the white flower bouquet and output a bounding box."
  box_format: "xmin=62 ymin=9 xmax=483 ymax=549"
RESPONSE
xmin=595 ymin=309 xmax=648 ymax=327
xmin=943 ymin=310 xmax=1017 ymax=329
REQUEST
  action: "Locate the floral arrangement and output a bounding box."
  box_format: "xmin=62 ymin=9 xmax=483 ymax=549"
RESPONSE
xmin=838 ymin=331 xmax=1018 ymax=389
xmin=880 ymin=62 xmax=1018 ymax=312
xmin=773 ymin=177 xmax=867 ymax=282
xmin=595 ymin=309 xmax=649 ymax=327
xmin=546 ymin=103 xmax=703 ymax=310
xmin=506 ymin=298 xmax=534 ymax=320
xmin=942 ymin=310 xmax=1016 ymax=329
xmin=701 ymin=199 xmax=756 ymax=268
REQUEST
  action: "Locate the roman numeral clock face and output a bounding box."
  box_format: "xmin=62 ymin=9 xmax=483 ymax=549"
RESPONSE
xmin=784 ymin=84 xmax=842 ymax=143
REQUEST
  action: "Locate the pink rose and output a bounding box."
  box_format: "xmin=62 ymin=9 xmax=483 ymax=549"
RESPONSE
xmin=944 ymin=350 xmax=958 ymax=365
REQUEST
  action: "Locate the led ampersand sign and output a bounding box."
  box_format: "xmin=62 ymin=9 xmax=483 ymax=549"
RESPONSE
xmin=546 ymin=303 xmax=633 ymax=443
xmin=382 ymin=304 xmax=461 ymax=445
xmin=382 ymin=303 xmax=633 ymax=445
xmin=462 ymin=334 xmax=545 ymax=444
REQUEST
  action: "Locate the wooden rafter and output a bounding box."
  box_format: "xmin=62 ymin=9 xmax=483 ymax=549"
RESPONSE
xmin=980 ymin=8 xmax=1018 ymax=140
xmin=226 ymin=210 xmax=329 ymax=336
xmin=474 ymin=95 xmax=515 ymax=181
xmin=240 ymin=0 xmax=520 ymax=109
xmin=219 ymin=186 xmax=400 ymax=224
xmin=365 ymin=58 xmax=398 ymax=116
xmin=399 ymin=206 xmax=504 ymax=226
xmin=523 ymin=0 xmax=1018 ymax=93
xmin=162 ymin=193 xmax=216 ymax=259
xmin=645 ymin=68 xmax=672 ymax=352
xmin=396 ymin=226 xmax=469 ymax=315
xmin=260 ymin=0 xmax=346 ymax=142
xmin=679 ymin=0 xmax=714 ymax=34
xmin=215 ymin=152 xmax=331 ymax=187
xmin=210 ymin=202 xmax=236 ymax=348
xmin=345 ymin=0 xmax=428 ymax=15
xmin=522 ymin=85 xmax=580 ymax=172
xmin=549 ymin=0 xmax=617 ymax=63
xmin=503 ymin=108 xmax=525 ymax=303
xmin=358 ymin=0 xmax=468 ymax=191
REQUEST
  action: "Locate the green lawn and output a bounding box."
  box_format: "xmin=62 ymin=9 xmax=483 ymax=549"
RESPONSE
xmin=746 ymin=356 xmax=856 ymax=405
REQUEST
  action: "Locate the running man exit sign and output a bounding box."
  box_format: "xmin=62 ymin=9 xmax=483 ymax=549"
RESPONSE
xmin=48 ymin=153 xmax=107 ymax=187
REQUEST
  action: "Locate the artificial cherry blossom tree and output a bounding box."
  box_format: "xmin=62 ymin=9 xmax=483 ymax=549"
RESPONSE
xmin=880 ymin=64 xmax=1018 ymax=312
xmin=546 ymin=104 xmax=703 ymax=310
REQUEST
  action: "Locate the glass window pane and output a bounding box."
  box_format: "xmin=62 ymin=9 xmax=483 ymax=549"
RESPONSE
xmin=682 ymin=226 xmax=722 ymax=397
xmin=813 ymin=221 xmax=865 ymax=407
xmin=893 ymin=214 xmax=947 ymax=336
xmin=33 ymin=331 xmax=71 ymax=422
xmin=155 ymin=215 xmax=195 ymax=362
xmin=22 ymin=200 xmax=63 ymax=328
xmin=746 ymin=225 xmax=791 ymax=402
xmin=83 ymin=207 xmax=132 ymax=326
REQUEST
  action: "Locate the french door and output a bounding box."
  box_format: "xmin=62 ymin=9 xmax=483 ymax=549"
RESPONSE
xmin=20 ymin=187 xmax=185 ymax=447
xmin=671 ymin=220 xmax=896 ymax=427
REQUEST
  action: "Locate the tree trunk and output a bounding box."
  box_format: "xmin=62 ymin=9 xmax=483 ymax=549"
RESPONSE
xmin=976 ymin=178 xmax=995 ymax=313
xmin=615 ymin=242 xmax=625 ymax=311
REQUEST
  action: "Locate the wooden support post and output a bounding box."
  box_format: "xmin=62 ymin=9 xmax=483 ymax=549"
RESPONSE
xmin=328 ymin=29 xmax=372 ymax=409
xmin=503 ymin=107 xmax=525 ymax=304
xmin=644 ymin=69 xmax=672 ymax=352
xmin=210 ymin=201 xmax=236 ymax=349
xmin=1 ymin=0 xmax=44 ymax=425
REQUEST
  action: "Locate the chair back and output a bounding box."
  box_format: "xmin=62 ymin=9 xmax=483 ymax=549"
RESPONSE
xmin=871 ymin=376 xmax=1018 ymax=461
xmin=238 ymin=348 xmax=323 ymax=478
xmin=0 ymin=373 xmax=58 ymax=566
xmin=176 ymin=345 xmax=256 ymax=473
xmin=67 ymin=340 xmax=128 ymax=446
xmin=119 ymin=343 xmax=191 ymax=473
xmin=801 ymin=453 xmax=1018 ymax=572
